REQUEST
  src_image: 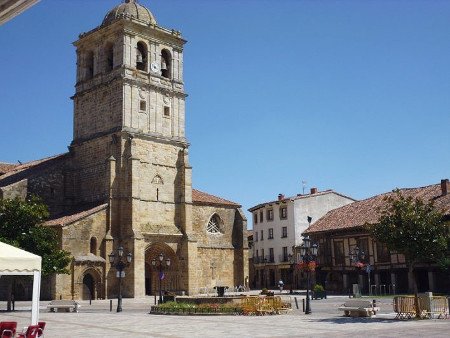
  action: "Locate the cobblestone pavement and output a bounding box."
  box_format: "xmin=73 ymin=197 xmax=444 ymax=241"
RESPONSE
xmin=1 ymin=293 xmax=449 ymax=337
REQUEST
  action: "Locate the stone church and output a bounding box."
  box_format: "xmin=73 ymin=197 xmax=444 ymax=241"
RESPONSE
xmin=0 ymin=0 xmax=248 ymax=300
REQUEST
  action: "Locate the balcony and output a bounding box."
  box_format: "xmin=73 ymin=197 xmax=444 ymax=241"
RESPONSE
xmin=254 ymin=256 xmax=275 ymax=264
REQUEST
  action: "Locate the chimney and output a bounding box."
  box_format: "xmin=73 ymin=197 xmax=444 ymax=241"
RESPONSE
xmin=310 ymin=187 xmax=317 ymax=194
xmin=278 ymin=193 xmax=285 ymax=201
xmin=441 ymin=179 xmax=449 ymax=196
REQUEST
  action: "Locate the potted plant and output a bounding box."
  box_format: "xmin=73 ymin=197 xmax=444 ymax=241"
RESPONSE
xmin=312 ymin=284 xmax=327 ymax=299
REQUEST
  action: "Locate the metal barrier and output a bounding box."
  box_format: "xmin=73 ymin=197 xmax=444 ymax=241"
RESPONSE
xmin=394 ymin=295 xmax=449 ymax=319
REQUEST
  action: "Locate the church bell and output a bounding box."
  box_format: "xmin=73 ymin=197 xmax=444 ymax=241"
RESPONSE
xmin=136 ymin=52 xmax=143 ymax=63
xmin=161 ymin=58 xmax=167 ymax=70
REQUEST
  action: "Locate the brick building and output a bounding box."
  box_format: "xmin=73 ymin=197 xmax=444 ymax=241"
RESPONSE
xmin=0 ymin=0 xmax=248 ymax=300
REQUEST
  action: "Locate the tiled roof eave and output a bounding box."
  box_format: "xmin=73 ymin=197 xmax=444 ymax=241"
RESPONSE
xmin=45 ymin=204 xmax=108 ymax=227
xmin=193 ymin=200 xmax=241 ymax=208
xmin=304 ymin=224 xmax=368 ymax=235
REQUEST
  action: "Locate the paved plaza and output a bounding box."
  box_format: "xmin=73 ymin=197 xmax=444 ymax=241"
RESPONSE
xmin=1 ymin=293 xmax=449 ymax=337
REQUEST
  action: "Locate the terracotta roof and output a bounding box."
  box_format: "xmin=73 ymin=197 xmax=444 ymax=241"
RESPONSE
xmin=0 ymin=154 xmax=67 ymax=186
xmin=192 ymin=189 xmax=240 ymax=207
xmin=248 ymin=190 xmax=355 ymax=212
xmin=45 ymin=204 xmax=108 ymax=227
xmin=0 ymin=162 xmax=18 ymax=175
xmin=305 ymin=181 xmax=450 ymax=234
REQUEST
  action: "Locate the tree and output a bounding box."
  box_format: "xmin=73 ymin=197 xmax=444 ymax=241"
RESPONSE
xmin=369 ymin=190 xmax=449 ymax=317
xmin=0 ymin=196 xmax=71 ymax=309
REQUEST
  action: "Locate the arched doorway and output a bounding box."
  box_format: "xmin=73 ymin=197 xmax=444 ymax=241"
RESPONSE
xmin=80 ymin=269 xmax=102 ymax=300
xmin=82 ymin=274 xmax=94 ymax=300
xmin=145 ymin=243 xmax=180 ymax=295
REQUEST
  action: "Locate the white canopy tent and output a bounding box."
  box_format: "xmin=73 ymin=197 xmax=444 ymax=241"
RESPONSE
xmin=0 ymin=241 xmax=41 ymax=325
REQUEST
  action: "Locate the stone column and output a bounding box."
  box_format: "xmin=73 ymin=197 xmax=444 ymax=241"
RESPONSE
xmin=342 ymin=273 xmax=349 ymax=291
xmin=408 ymin=270 xmax=414 ymax=293
xmin=358 ymin=274 xmax=364 ymax=295
xmin=131 ymin=233 xmax=146 ymax=298
xmin=390 ymin=272 xmax=396 ymax=294
xmin=427 ymin=270 xmax=435 ymax=292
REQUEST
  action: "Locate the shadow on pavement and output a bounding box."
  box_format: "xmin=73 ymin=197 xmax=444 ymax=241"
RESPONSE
xmin=310 ymin=316 xmax=398 ymax=324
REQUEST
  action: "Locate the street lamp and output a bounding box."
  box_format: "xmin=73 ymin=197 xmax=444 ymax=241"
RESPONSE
xmin=300 ymin=235 xmax=318 ymax=315
xmin=349 ymin=246 xmax=372 ymax=295
xmin=151 ymin=253 xmax=171 ymax=304
xmin=108 ymin=246 xmax=132 ymax=312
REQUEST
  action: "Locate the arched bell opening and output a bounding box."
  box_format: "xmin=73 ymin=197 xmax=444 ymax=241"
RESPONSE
xmin=160 ymin=49 xmax=171 ymax=79
xmin=136 ymin=41 xmax=148 ymax=71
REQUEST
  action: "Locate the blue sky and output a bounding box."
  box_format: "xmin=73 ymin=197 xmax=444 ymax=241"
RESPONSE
xmin=1 ymin=0 xmax=449 ymax=224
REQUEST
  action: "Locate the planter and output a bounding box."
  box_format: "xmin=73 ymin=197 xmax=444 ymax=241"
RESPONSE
xmin=149 ymin=305 xmax=243 ymax=316
xmin=312 ymin=290 xmax=327 ymax=300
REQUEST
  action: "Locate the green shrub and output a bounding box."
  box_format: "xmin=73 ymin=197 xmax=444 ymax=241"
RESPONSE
xmin=313 ymin=284 xmax=324 ymax=293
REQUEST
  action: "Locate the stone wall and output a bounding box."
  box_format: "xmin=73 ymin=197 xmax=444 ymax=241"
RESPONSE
xmin=0 ymin=179 xmax=27 ymax=200
xmin=50 ymin=207 xmax=109 ymax=300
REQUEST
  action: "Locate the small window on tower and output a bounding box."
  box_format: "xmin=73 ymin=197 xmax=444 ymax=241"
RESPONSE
xmin=140 ymin=100 xmax=146 ymax=111
xmin=164 ymin=106 xmax=170 ymax=118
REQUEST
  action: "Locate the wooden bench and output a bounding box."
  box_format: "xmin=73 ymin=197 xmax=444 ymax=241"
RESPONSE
xmin=338 ymin=299 xmax=379 ymax=317
xmin=47 ymin=300 xmax=80 ymax=313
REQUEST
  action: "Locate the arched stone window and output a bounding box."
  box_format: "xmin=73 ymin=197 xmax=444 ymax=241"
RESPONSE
xmin=86 ymin=51 xmax=94 ymax=80
xmin=207 ymin=214 xmax=222 ymax=234
xmin=136 ymin=41 xmax=148 ymax=71
xmin=152 ymin=174 xmax=163 ymax=185
xmin=90 ymin=237 xmax=97 ymax=255
xmin=105 ymin=42 xmax=114 ymax=72
xmin=161 ymin=49 xmax=171 ymax=79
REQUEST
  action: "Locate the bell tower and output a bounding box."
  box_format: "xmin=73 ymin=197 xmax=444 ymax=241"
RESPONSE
xmin=69 ymin=0 xmax=193 ymax=297
xmin=72 ymin=0 xmax=186 ymax=144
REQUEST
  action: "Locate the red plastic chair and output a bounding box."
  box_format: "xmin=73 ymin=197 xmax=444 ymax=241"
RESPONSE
xmin=37 ymin=322 xmax=46 ymax=337
xmin=0 ymin=321 xmax=17 ymax=338
xmin=17 ymin=325 xmax=40 ymax=338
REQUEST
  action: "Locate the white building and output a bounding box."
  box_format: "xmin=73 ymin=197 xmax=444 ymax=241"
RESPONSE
xmin=249 ymin=188 xmax=354 ymax=289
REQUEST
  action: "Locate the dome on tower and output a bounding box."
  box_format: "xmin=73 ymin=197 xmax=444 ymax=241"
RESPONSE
xmin=102 ymin=0 xmax=156 ymax=26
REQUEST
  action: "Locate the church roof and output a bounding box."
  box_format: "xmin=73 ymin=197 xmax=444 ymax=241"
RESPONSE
xmin=102 ymin=0 xmax=156 ymax=27
xmin=304 ymin=180 xmax=450 ymax=235
xmin=45 ymin=204 xmax=108 ymax=227
xmin=192 ymin=189 xmax=240 ymax=207
xmin=0 ymin=162 xmax=18 ymax=175
xmin=0 ymin=154 xmax=67 ymax=187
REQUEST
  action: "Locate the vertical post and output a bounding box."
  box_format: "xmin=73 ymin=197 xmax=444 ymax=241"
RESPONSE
xmin=305 ymin=270 xmax=311 ymax=314
xmin=117 ymin=267 xmax=122 ymax=312
xmin=158 ymin=262 xmax=163 ymax=304
xmin=110 ymin=299 xmax=112 ymax=312
xmin=31 ymin=271 xmax=41 ymax=325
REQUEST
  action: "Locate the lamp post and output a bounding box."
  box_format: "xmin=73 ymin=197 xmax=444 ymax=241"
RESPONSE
xmin=108 ymin=246 xmax=132 ymax=312
xmin=300 ymin=236 xmax=318 ymax=315
xmin=349 ymin=246 xmax=369 ymax=295
xmin=151 ymin=253 xmax=171 ymax=304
